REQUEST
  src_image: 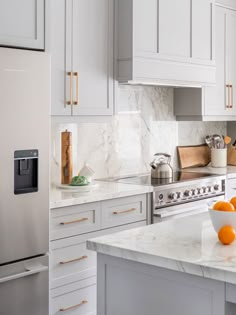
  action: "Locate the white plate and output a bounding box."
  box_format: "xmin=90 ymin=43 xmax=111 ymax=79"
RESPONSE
xmin=56 ymin=183 xmax=98 ymax=192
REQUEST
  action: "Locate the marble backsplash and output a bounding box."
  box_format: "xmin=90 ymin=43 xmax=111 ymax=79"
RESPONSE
xmin=51 ymin=86 xmax=226 ymax=183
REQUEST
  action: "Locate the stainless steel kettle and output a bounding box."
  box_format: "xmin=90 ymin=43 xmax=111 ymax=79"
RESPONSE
xmin=150 ymin=153 xmax=173 ymax=179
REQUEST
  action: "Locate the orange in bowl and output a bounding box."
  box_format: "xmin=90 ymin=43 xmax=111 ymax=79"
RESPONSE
xmin=213 ymin=201 xmax=235 ymax=212
xmin=218 ymin=226 xmax=236 ymax=245
xmin=230 ymin=197 xmax=236 ymax=210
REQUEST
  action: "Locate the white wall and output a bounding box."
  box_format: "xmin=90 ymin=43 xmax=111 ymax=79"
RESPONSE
xmin=51 ymin=86 xmax=226 ymax=183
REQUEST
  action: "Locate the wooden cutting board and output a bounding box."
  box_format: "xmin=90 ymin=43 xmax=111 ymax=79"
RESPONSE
xmin=177 ymin=144 xmax=210 ymax=169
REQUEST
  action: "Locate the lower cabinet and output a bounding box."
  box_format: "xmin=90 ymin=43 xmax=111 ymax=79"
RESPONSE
xmin=51 ymin=277 xmax=96 ymax=315
xmin=50 ymin=194 xmax=149 ymax=315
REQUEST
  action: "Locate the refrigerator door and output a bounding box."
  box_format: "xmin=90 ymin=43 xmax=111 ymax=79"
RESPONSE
xmin=0 ymin=256 xmax=48 ymax=315
xmin=0 ymin=48 xmax=50 ymax=264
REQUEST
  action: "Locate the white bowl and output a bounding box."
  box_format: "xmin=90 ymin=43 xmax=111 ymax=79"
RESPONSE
xmin=208 ymin=207 xmax=236 ymax=233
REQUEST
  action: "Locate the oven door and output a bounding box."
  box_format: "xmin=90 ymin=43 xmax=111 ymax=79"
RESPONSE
xmin=0 ymin=256 xmax=48 ymax=315
xmin=153 ymin=196 xmax=224 ymax=223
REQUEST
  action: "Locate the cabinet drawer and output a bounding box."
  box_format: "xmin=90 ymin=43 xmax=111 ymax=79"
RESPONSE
xmin=101 ymin=194 xmax=147 ymax=229
xmin=51 ymin=240 xmax=96 ymax=289
xmin=51 ymin=277 xmax=96 ymax=315
xmin=51 ymin=202 xmax=101 ymax=240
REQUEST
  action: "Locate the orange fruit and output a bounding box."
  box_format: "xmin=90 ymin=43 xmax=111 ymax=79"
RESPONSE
xmin=213 ymin=201 xmax=224 ymax=210
xmin=218 ymin=226 xmax=236 ymax=245
xmin=230 ymin=197 xmax=236 ymax=209
xmin=213 ymin=201 xmax=235 ymax=212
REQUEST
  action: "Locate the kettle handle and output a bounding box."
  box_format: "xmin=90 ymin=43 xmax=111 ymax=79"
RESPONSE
xmin=154 ymin=153 xmax=171 ymax=163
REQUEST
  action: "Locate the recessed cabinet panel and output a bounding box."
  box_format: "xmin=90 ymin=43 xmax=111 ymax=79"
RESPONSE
xmin=133 ymin=0 xmax=158 ymax=54
xmin=0 ymin=0 xmax=44 ymax=50
xmin=192 ymin=0 xmax=214 ymax=61
xmin=159 ymin=0 xmax=191 ymax=58
xmin=204 ymin=6 xmax=226 ymax=116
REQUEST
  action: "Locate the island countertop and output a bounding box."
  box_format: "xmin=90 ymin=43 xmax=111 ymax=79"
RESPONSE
xmin=87 ymin=212 xmax=236 ymax=285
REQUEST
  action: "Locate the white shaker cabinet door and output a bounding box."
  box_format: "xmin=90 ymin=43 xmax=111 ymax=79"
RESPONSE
xmin=50 ymin=0 xmax=72 ymax=116
xmin=0 ymin=0 xmax=44 ymax=50
xmin=226 ymin=9 xmax=236 ymax=114
xmin=71 ymin=0 xmax=114 ymax=116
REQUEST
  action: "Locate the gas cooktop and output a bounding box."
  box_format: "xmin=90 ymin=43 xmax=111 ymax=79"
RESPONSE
xmin=115 ymin=171 xmax=222 ymax=187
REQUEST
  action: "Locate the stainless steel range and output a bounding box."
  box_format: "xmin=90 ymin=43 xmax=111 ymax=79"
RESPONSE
xmin=114 ymin=171 xmax=226 ymax=223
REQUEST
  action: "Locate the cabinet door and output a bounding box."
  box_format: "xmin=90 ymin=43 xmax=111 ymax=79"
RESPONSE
xmin=204 ymin=6 xmax=236 ymax=116
xmin=71 ymin=0 xmax=114 ymax=115
xmin=0 ymin=0 xmax=44 ymax=50
xmin=159 ymin=0 xmax=191 ymax=59
xmin=204 ymin=6 xmax=227 ymax=116
xmin=226 ymin=10 xmax=236 ymax=113
xmin=50 ymin=0 xmax=72 ymax=116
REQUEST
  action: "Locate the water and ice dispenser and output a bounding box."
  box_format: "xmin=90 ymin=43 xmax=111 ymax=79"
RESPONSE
xmin=14 ymin=150 xmax=38 ymax=195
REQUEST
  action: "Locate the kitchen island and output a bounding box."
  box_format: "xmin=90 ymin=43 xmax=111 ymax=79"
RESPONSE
xmin=87 ymin=213 xmax=236 ymax=315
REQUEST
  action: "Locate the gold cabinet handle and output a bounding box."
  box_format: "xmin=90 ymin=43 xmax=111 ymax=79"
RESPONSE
xmin=226 ymin=84 xmax=233 ymax=109
xmin=73 ymin=72 xmax=79 ymax=105
xmin=113 ymin=208 xmax=137 ymax=215
xmin=66 ymin=72 xmax=73 ymax=105
xmin=59 ymin=255 xmax=88 ymax=265
xmin=59 ymin=300 xmax=88 ymax=312
xmin=60 ymin=217 xmax=89 ymax=225
xmin=231 ymin=85 xmax=234 ymax=109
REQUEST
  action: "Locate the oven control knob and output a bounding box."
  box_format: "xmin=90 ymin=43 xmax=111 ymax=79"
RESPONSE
xmin=184 ymin=190 xmax=192 ymax=197
xmin=208 ymin=186 xmax=214 ymax=193
xmin=197 ymin=188 xmax=203 ymax=195
xmin=202 ymin=186 xmax=207 ymax=193
xmin=214 ymin=184 xmax=220 ymax=191
xmin=158 ymin=193 xmax=164 ymax=200
xmin=191 ymin=189 xmax=196 ymax=196
xmin=169 ymin=192 xmax=178 ymax=200
xmin=177 ymin=192 xmax=183 ymax=199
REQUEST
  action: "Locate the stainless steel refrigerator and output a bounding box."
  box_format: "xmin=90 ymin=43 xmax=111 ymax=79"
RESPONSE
xmin=0 ymin=48 xmax=50 ymax=315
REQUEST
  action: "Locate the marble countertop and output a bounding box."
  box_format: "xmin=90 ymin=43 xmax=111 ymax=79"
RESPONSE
xmin=50 ymin=181 xmax=153 ymax=209
xmin=185 ymin=165 xmax=236 ymax=178
xmin=87 ymin=212 xmax=236 ymax=284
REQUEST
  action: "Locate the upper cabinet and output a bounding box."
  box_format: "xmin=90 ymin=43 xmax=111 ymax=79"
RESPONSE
xmin=0 ymin=0 xmax=44 ymax=50
xmin=174 ymin=3 xmax=236 ymax=121
xmin=50 ymin=0 xmax=114 ymax=116
xmin=116 ymin=0 xmax=215 ymax=87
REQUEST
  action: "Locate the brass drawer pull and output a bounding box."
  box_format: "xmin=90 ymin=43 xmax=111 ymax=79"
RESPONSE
xmin=59 ymin=255 xmax=88 ymax=265
xmin=113 ymin=208 xmax=137 ymax=215
xmin=66 ymin=72 xmax=73 ymax=106
xmin=226 ymin=84 xmax=233 ymax=109
xmin=59 ymin=300 xmax=88 ymax=312
xmin=73 ymin=72 xmax=79 ymax=105
xmin=60 ymin=217 xmax=89 ymax=225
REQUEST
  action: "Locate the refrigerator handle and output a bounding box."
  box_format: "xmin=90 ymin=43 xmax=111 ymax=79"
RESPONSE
xmin=0 ymin=265 xmax=48 ymax=284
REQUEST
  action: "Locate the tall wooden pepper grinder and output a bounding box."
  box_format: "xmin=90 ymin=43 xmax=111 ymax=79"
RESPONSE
xmin=61 ymin=130 xmax=73 ymax=184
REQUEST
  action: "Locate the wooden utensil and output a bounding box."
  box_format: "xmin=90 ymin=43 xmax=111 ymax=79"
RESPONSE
xmin=224 ymin=135 xmax=231 ymax=145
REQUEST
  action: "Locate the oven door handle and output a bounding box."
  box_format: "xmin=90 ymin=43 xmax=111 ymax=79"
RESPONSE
xmin=0 ymin=265 xmax=48 ymax=284
xmin=154 ymin=207 xmax=207 ymax=220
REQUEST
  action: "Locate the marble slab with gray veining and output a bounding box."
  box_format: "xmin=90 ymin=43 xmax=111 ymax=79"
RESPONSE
xmin=184 ymin=165 xmax=236 ymax=178
xmin=50 ymin=181 xmax=153 ymax=209
xmin=87 ymin=212 xmax=236 ymax=285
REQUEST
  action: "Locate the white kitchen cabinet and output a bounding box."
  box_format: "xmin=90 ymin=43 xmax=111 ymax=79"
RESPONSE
xmin=50 ymin=0 xmax=114 ymax=116
xmin=0 ymin=0 xmax=44 ymax=50
xmin=50 ymin=193 xmax=150 ymax=315
xmin=116 ymin=0 xmax=215 ymax=87
xmin=174 ymin=3 xmax=236 ymax=121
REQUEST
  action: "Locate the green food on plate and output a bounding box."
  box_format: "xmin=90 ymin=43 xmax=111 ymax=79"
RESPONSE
xmin=70 ymin=176 xmax=89 ymax=186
